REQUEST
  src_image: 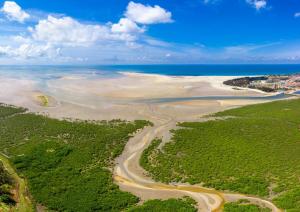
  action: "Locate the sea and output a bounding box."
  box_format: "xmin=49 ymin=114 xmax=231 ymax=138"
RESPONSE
xmin=1 ymin=64 xmax=300 ymax=78
xmin=96 ymin=64 xmax=300 ymax=76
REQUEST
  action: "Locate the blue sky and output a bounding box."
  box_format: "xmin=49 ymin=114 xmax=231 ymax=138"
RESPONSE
xmin=0 ymin=0 xmax=300 ymax=64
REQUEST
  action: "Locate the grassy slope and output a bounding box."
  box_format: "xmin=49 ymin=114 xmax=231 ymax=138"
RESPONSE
xmin=141 ymin=99 xmax=300 ymax=211
xmin=0 ymin=104 xmax=152 ymax=211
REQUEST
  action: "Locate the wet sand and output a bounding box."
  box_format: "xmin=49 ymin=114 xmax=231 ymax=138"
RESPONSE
xmin=0 ymin=72 xmax=270 ymax=122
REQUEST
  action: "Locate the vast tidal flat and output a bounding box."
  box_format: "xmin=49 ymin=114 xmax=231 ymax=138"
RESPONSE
xmin=0 ymin=67 xmax=276 ymax=123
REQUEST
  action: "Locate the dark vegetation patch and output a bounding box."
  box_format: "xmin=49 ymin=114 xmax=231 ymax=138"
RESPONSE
xmin=0 ymin=161 xmax=16 ymax=207
xmin=127 ymin=196 xmax=197 ymax=212
xmin=223 ymin=76 xmax=278 ymax=92
xmin=224 ymin=201 xmax=271 ymax=212
xmin=224 ymin=77 xmax=267 ymax=87
xmin=0 ymin=103 xmax=26 ymax=118
xmin=140 ymin=139 xmax=162 ymax=176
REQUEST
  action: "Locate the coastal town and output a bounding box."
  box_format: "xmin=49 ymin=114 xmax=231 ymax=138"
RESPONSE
xmin=224 ymin=74 xmax=300 ymax=93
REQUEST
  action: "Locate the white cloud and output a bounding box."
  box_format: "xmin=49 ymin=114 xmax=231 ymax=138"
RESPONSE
xmin=0 ymin=43 xmax=60 ymax=59
xmin=295 ymin=12 xmax=300 ymax=18
xmin=111 ymin=18 xmax=144 ymax=34
xmin=29 ymin=15 xmax=148 ymax=48
xmin=0 ymin=2 xmax=176 ymax=63
xmin=1 ymin=1 xmax=30 ymax=23
xmin=0 ymin=46 xmax=11 ymax=56
xmin=246 ymin=0 xmax=267 ymax=10
xmin=125 ymin=1 xmax=172 ymax=24
xmin=0 ymin=13 xmax=148 ymax=61
xmin=30 ymin=16 xmax=114 ymax=46
xmin=26 ymin=2 xmax=174 ymax=51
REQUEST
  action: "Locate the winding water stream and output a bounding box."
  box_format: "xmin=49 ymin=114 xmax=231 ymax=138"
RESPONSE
xmin=113 ymin=103 xmax=283 ymax=212
xmin=139 ymin=93 xmax=289 ymax=104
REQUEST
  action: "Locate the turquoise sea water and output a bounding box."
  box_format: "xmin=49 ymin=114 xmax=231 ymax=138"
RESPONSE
xmin=0 ymin=64 xmax=300 ymax=77
xmin=94 ymin=64 xmax=300 ymax=76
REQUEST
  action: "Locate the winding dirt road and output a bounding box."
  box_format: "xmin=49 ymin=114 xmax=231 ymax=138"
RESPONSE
xmin=113 ymin=103 xmax=283 ymax=212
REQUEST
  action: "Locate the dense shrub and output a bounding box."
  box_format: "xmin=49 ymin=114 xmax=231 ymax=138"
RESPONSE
xmin=0 ymin=105 xmax=151 ymax=211
xmin=0 ymin=161 xmax=16 ymax=206
xmin=224 ymin=202 xmax=271 ymax=212
xmin=141 ymin=99 xmax=300 ymax=211
xmin=127 ymin=197 xmax=197 ymax=212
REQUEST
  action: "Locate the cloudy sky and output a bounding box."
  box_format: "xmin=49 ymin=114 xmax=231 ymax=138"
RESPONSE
xmin=1 ymin=0 xmax=300 ymax=64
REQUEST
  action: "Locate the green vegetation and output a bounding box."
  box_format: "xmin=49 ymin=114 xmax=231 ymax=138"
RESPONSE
xmin=0 ymin=104 xmax=152 ymax=211
xmin=141 ymin=99 xmax=300 ymax=211
xmin=0 ymin=161 xmax=16 ymax=210
xmin=0 ymin=103 xmax=26 ymax=118
xmin=224 ymin=201 xmax=271 ymax=212
xmin=127 ymin=197 xmax=197 ymax=212
xmin=36 ymin=95 xmax=49 ymax=107
xmin=140 ymin=139 xmax=162 ymax=176
xmin=0 ymin=153 xmax=34 ymax=212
